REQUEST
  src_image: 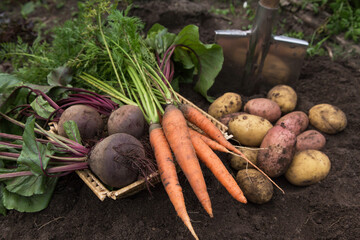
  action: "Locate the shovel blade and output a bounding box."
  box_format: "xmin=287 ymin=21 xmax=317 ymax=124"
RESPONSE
xmin=213 ymin=30 xmax=308 ymax=95
xmin=263 ymin=35 xmax=308 ymax=87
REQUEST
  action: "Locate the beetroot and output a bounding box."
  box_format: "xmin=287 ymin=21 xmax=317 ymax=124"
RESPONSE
xmin=88 ymin=133 xmax=145 ymax=188
xmin=107 ymin=105 xmax=145 ymax=138
xmin=58 ymin=104 xmax=104 ymax=141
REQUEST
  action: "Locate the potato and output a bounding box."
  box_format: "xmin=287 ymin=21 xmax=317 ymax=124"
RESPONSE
xmin=228 ymin=114 xmax=273 ymax=147
xmin=275 ymin=111 xmax=309 ymax=136
xmin=244 ymin=98 xmax=281 ymax=122
xmin=257 ymin=125 xmax=296 ymax=178
xmin=208 ymin=92 xmax=242 ymax=119
xmin=230 ymin=147 xmax=258 ymax=170
xmin=218 ymin=112 xmax=244 ymax=126
xmin=267 ymin=85 xmax=297 ymax=113
xmin=296 ymin=130 xmax=326 ymax=151
xmin=285 ymin=150 xmax=331 ymax=186
xmin=236 ymin=169 xmax=273 ymax=204
xmin=309 ymin=103 xmax=347 ymax=134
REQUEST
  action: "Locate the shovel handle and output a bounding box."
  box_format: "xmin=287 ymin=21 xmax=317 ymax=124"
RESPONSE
xmin=260 ymin=0 xmax=280 ymax=8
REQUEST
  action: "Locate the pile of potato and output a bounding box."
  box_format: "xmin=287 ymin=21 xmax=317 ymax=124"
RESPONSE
xmin=208 ymin=85 xmax=347 ymax=204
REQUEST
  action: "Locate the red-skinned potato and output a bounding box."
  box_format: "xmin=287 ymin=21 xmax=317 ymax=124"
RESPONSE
xmin=296 ymin=130 xmax=326 ymax=151
xmin=244 ymin=98 xmax=281 ymax=122
xmin=275 ymin=111 xmax=309 ymax=136
xmin=257 ymin=125 xmax=297 ymax=178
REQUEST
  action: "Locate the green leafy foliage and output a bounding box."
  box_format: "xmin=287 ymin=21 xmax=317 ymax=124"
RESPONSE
xmin=47 ymin=66 xmax=73 ymax=86
xmin=4 ymin=171 xmax=49 ymax=197
xmin=63 ymin=120 xmax=82 ymax=143
xmin=17 ymin=116 xmax=54 ymax=175
xmin=301 ymin=0 xmax=360 ymax=54
xmin=146 ymin=24 xmax=224 ymax=102
xmin=326 ymin=0 xmax=360 ymax=43
xmin=0 ymin=188 xmax=6 ymax=215
xmin=1 ymin=177 xmax=57 ymax=213
xmin=0 ymin=73 xmax=23 ymax=107
xmin=2 ymin=0 xmax=223 ymax=101
xmin=30 ymin=96 xmax=56 ymax=119
xmin=21 ymin=1 xmax=40 ymax=19
xmin=0 ymin=116 xmax=58 ymax=214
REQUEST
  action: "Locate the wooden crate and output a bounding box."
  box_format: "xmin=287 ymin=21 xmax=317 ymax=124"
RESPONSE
xmin=72 ymin=93 xmax=229 ymax=201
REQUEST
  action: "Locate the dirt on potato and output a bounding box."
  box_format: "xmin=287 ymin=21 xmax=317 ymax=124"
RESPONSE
xmin=1 ymin=0 xmax=360 ymax=239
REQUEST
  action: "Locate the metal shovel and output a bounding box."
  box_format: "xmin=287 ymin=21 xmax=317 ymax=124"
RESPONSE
xmin=214 ymin=0 xmax=308 ymax=96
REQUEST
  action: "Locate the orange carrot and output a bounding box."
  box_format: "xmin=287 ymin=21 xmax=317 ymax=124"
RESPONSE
xmin=179 ymin=104 xmax=285 ymax=194
xmin=149 ymin=124 xmax=198 ymax=240
xmin=162 ymin=104 xmax=213 ymax=217
xmin=179 ymin=104 xmax=240 ymax=153
xmin=188 ymin=128 xmax=228 ymax=153
xmin=190 ymin=132 xmax=247 ymax=203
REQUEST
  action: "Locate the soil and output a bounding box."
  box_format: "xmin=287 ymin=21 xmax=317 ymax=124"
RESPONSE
xmin=1 ymin=1 xmax=360 ymax=239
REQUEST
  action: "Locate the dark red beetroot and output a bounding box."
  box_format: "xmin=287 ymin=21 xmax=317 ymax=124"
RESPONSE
xmin=107 ymin=105 xmax=145 ymax=139
xmin=88 ymin=133 xmax=145 ymax=188
xmin=57 ymin=104 xmax=104 ymax=141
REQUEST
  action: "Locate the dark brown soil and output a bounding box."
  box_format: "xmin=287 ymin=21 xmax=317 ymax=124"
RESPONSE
xmin=1 ymin=1 xmax=360 ymax=239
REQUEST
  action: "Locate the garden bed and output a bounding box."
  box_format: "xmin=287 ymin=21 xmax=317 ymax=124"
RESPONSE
xmin=0 ymin=0 xmax=359 ymax=239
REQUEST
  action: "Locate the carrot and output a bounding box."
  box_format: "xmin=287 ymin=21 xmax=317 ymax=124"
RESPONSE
xmin=179 ymin=104 xmax=241 ymax=153
xmin=162 ymin=104 xmax=213 ymax=217
xmin=188 ymin=128 xmax=228 ymax=153
xmin=190 ymin=131 xmax=247 ymax=204
xmin=179 ymin=104 xmax=285 ymax=194
xmin=149 ymin=124 xmax=198 ymax=240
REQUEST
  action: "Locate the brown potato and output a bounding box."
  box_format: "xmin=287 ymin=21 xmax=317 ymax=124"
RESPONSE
xmin=267 ymin=85 xmax=297 ymax=113
xmin=285 ymin=150 xmax=331 ymax=186
xmin=208 ymin=92 xmax=242 ymax=119
xmin=236 ymin=169 xmax=273 ymax=204
xmin=228 ymin=114 xmax=273 ymax=147
xmin=309 ymin=104 xmax=347 ymax=134
xmin=275 ymin=111 xmax=309 ymax=136
xmin=244 ymin=98 xmax=281 ymax=122
xmin=296 ymin=130 xmax=326 ymax=151
xmin=230 ymin=147 xmax=258 ymax=170
xmin=257 ymin=125 xmax=297 ymax=178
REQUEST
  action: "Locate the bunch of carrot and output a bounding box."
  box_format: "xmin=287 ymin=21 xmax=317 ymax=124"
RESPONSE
xmin=149 ymin=102 xmax=252 ymax=240
xmin=82 ymin=71 xmax=251 ymax=239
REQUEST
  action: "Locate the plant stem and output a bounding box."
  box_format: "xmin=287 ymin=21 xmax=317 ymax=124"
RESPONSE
xmin=98 ymin=13 xmax=125 ymax=95
xmin=0 ymin=162 xmax=88 ymax=179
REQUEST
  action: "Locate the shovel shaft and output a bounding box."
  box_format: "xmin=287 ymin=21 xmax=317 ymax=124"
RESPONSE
xmin=241 ymin=1 xmax=278 ymax=95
